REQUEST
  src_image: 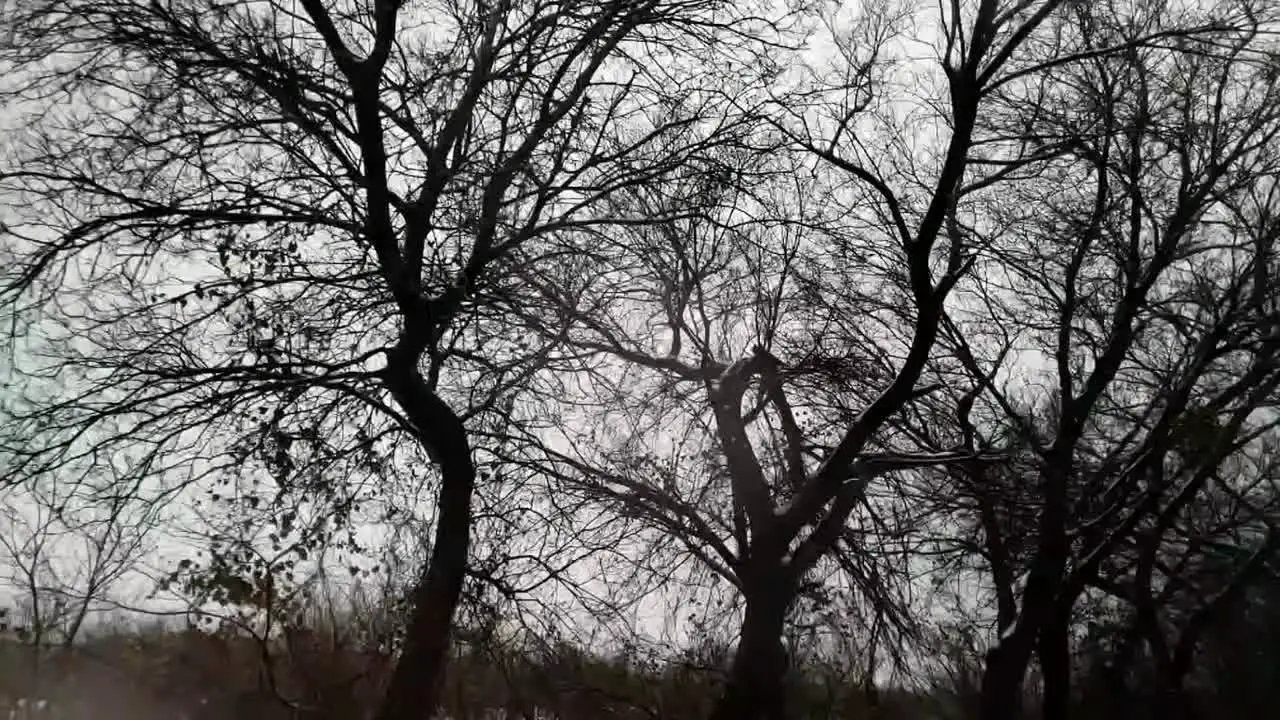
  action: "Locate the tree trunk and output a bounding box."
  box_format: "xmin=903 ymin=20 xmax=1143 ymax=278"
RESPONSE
xmin=979 ymin=552 xmax=1064 ymax=720
xmin=709 ymin=587 xmax=791 ymax=720
xmin=1150 ymin=681 xmax=1197 ymax=720
xmin=1152 ymin=652 xmax=1202 ymax=720
xmin=984 ymin=458 xmax=1068 ymax=720
xmin=1037 ymin=608 xmax=1071 ymax=720
xmin=1082 ymin=625 xmax=1139 ymax=720
xmin=375 ymin=363 xmax=477 ymax=720
xmin=979 ymin=627 xmax=1037 ymax=720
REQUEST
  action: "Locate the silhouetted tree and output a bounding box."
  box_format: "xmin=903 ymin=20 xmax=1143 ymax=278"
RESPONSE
xmin=909 ymin=2 xmax=1280 ymax=718
xmin=494 ymin=1 xmax=1248 ymax=717
xmin=0 ymin=1 xmax=763 ymax=717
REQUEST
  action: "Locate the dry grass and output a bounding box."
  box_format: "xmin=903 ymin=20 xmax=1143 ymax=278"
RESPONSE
xmin=0 ymin=624 xmax=386 ymax=720
xmin=0 ymin=620 xmax=946 ymax=720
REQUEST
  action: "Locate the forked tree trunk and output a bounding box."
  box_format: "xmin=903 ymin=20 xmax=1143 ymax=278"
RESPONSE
xmin=709 ymin=586 xmax=791 ymax=720
xmin=983 ymin=458 xmax=1070 ymax=720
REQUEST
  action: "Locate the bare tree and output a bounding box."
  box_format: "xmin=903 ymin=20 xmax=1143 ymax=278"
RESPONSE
xmin=0 ymin=464 xmax=157 ymax=649
xmin=494 ymin=2 xmax=1225 ymax=717
xmin=0 ymin=1 xmax=767 ymax=717
xmin=905 ymin=3 xmax=1280 ymax=718
xmin=1070 ymin=439 xmax=1280 ymax=720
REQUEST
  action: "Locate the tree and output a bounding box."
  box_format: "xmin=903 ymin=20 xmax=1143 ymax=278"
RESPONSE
xmin=909 ymin=2 xmax=1280 ymax=718
xmin=496 ymin=2 xmax=1214 ymax=717
xmin=1191 ymin=537 xmax=1280 ymax=719
xmin=0 ymin=1 xmax=760 ymax=717
xmin=0 ymin=464 xmax=157 ymax=648
xmin=1072 ymin=444 xmax=1280 ymax=720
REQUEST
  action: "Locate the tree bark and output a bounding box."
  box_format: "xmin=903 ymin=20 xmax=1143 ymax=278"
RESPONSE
xmin=375 ymin=359 xmax=477 ymax=720
xmin=710 ymin=585 xmax=791 ymax=720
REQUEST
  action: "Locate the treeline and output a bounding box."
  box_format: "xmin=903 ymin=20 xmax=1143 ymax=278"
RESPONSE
xmin=2 ymin=593 xmax=1278 ymax=720
xmin=2 ymin=1 xmax=1280 ymax=719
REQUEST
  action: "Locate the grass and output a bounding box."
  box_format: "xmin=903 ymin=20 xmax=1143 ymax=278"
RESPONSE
xmin=0 ymin=617 xmax=963 ymax=720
